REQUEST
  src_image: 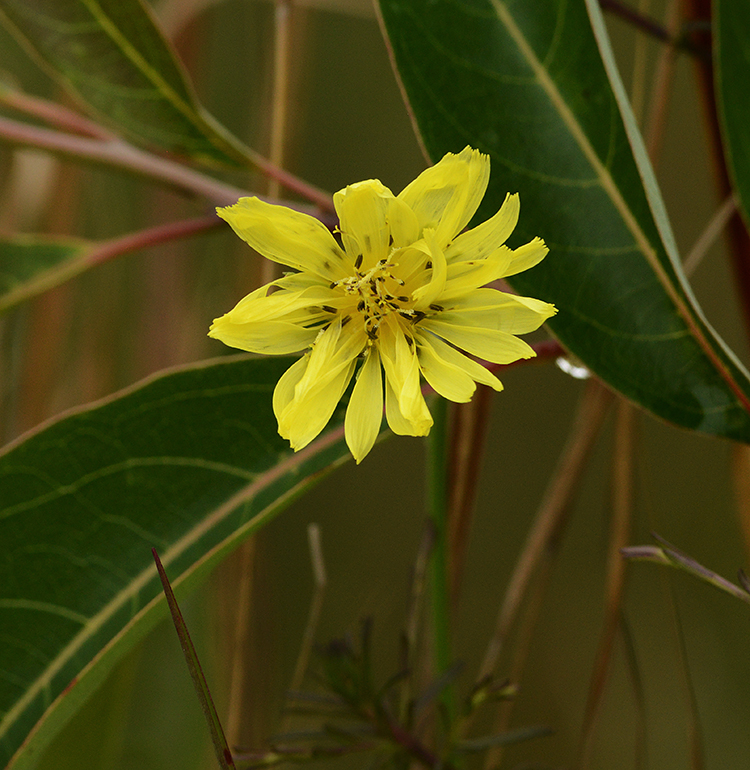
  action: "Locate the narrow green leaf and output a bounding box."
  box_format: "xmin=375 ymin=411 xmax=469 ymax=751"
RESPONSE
xmin=714 ymin=0 xmax=750 ymax=229
xmin=0 ymin=355 xmax=356 ymax=769
xmin=623 ymin=537 xmax=750 ymax=606
xmin=377 ymin=0 xmax=750 ymax=442
xmin=0 ymin=235 xmax=91 ymax=313
xmin=0 ymin=0 xmax=253 ymax=165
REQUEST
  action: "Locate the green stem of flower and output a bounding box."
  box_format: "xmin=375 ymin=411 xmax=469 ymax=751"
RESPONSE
xmin=427 ymin=395 xmax=455 ymax=725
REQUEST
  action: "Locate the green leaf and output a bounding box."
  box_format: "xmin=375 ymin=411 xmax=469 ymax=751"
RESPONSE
xmin=0 ymin=235 xmax=91 ymax=313
xmin=715 ymin=0 xmax=750 ymax=230
xmin=378 ymin=0 xmax=750 ymax=442
xmin=0 ymin=0 xmax=252 ymax=165
xmin=0 ymin=355 xmax=354 ymax=769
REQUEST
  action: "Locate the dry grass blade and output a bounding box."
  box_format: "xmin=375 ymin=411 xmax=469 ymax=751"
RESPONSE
xmin=152 ymin=548 xmax=237 ymax=770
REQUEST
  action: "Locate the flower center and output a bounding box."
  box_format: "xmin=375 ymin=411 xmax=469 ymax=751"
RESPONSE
xmin=333 ymin=256 xmax=424 ymax=341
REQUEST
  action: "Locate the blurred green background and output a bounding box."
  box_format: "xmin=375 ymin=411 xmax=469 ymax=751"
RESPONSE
xmin=1 ymin=1 xmax=749 ymax=768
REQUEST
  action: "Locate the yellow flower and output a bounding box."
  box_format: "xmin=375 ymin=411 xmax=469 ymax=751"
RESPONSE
xmin=210 ymin=147 xmax=556 ymax=463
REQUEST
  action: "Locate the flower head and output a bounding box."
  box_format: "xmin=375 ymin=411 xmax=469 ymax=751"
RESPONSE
xmin=210 ymin=147 xmax=556 ymax=462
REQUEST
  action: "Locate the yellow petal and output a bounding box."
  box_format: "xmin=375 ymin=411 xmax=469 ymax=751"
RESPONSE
xmin=378 ymin=321 xmax=432 ymax=432
xmin=333 ymin=180 xmax=393 ymax=269
xmin=279 ymin=359 xmax=356 ymax=450
xmin=209 ymin=316 xmax=318 ymax=354
xmin=441 ymin=247 xmax=514 ymax=299
xmin=445 ymin=193 xmax=519 ymax=263
xmin=275 ymin=320 xmax=364 ymax=449
xmin=421 ymin=318 xmax=537 ymax=364
xmin=387 ymin=195 xmax=420 ymax=248
xmin=417 ymin=332 xmax=503 ymax=392
xmin=273 ymin=355 xmax=309 ymax=433
xmin=217 ymin=198 xmax=348 ymax=282
xmin=435 ymin=288 xmax=557 ymax=334
xmin=503 ymin=237 xmax=549 ymax=277
xmin=208 ymin=283 xmax=341 ymax=354
xmin=384 ymin=376 xmax=432 ymax=437
xmin=417 ymin=339 xmax=477 ymax=402
xmin=398 ymin=147 xmax=489 ymax=246
xmin=411 ymin=230 xmax=447 ymax=309
xmin=345 ymin=347 xmax=384 ymax=463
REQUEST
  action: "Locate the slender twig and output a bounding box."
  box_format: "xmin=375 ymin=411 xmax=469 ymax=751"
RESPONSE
xmin=426 ymin=396 xmax=455 ymax=723
xmin=268 ymin=0 xmax=293 ymax=203
xmin=0 ymin=114 xmax=335 ymax=213
xmin=684 ymin=194 xmax=738 ymax=276
xmin=478 ymin=378 xmax=613 ymax=681
xmin=479 ymin=379 xmax=612 ymax=770
xmin=643 ymin=0 xmax=681 ymax=166
xmin=447 ymin=385 xmax=494 ymax=605
xmin=88 ymin=214 xmax=223 ymax=266
xmin=599 ymin=0 xmax=706 ymax=58
xmin=578 ymin=400 xmax=637 ymax=769
xmin=287 ymin=524 xmax=328 ymax=696
xmin=682 ymin=0 xmax=750 ymax=343
xmin=152 ymin=548 xmax=237 ymax=770
xmin=0 ymin=87 xmax=113 ymax=140
xmin=225 ymin=539 xmax=257 ymax=747
xmin=629 ymin=0 xmax=652 ymax=124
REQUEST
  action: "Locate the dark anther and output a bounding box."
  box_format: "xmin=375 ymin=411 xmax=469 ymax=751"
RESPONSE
xmin=321 ymin=305 xmax=337 ymax=314
xmin=429 ymin=304 xmax=444 ymax=312
xmin=354 ymin=253 xmax=363 ymax=269
xmin=357 ymin=300 xmax=365 ymax=312
xmin=341 ymin=315 xmax=352 ymax=327
xmin=425 ymin=261 xmax=433 ymax=269
xmin=397 ymin=295 xmax=409 ymax=302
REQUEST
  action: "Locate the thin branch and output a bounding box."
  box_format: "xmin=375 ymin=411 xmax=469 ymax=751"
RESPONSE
xmin=599 ymin=0 xmax=706 ymax=58
xmin=87 ymin=214 xmax=223 ymax=266
xmin=684 ymin=193 xmax=738 ymax=276
xmin=478 ymin=378 xmax=612 ymax=681
xmin=578 ymin=400 xmax=637 ymax=768
xmin=0 ymin=115 xmax=335 ymax=213
xmin=0 ymin=87 xmax=113 ymax=140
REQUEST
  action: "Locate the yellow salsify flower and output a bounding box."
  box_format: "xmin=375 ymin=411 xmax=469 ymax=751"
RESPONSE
xmin=210 ymin=147 xmax=556 ymax=463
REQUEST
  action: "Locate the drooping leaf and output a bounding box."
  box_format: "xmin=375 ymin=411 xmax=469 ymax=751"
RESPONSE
xmin=0 ymin=235 xmax=91 ymax=313
xmin=714 ymin=0 xmax=750 ymax=230
xmin=377 ymin=0 xmax=750 ymax=442
xmin=0 ymin=0 xmax=252 ymax=165
xmin=0 ymin=355 xmax=356 ymax=769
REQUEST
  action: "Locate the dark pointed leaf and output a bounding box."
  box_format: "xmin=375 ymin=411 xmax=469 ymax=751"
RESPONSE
xmin=0 ymin=355 xmax=354 ymax=768
xmin=0 ymin=0 xmax=252 ymax=164
xmin=377 ymin=0 xmax=750 ymax=441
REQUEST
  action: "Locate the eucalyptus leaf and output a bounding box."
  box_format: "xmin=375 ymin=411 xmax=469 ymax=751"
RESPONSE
xmin=377 ymin=0 xmax=750 ymax=442
xmin=714 ymin=0 xmax=750 ymax=230
xmin=0 ymin=0 xmax=252 ymax=165
xmin=0 ymin=355 xmax=355 ymax=769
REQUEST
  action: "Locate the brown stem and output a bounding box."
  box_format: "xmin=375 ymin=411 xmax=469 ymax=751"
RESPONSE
xmin=577 ymin=400 xmax=637 ymax=768
xmin=600 ymin=0 xmax=706 ymax=58
xmin=446 ymin=385 xmax=494 ymax=605
xmin=681 ymin=0 xmax=750 ymax=343
xmin=478 ymin=378 xmax=613 ymax=681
